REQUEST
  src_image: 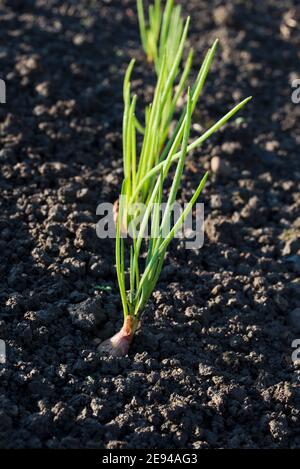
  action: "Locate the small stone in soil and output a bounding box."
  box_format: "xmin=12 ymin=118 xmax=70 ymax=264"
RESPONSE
xmin=211 ymin=156 xmax=231 ymax=176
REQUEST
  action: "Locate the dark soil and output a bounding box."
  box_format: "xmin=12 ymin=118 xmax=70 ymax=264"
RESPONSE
xmin=0 ymin=0 xmax=300 ymax=449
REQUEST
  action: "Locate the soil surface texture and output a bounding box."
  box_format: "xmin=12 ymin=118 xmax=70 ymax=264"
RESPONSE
xmin=0 ymin=0 xmax=300 ymax=449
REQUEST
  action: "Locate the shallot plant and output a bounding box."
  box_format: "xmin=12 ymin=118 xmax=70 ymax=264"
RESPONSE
xmin=99 ymin=48 xmax=251 ymax=355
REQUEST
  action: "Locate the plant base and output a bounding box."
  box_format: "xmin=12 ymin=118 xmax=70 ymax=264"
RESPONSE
xmin=113 ymin=199 xmax=128 ymax=235
xmin=98 ymin=316 xmax=137 ymax=357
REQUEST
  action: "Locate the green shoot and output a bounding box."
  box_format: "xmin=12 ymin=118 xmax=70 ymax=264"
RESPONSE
xmin=95 ymin=285 xmax=112 ymax=292
xmin=136 ymin=0 xmax=189 ymax=153
xmin=137 ymin=0 xmax=183 ymax=76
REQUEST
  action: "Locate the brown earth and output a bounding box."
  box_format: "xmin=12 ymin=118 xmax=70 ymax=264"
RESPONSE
xmin=0 ymin=0 xmax=299 ymax=449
